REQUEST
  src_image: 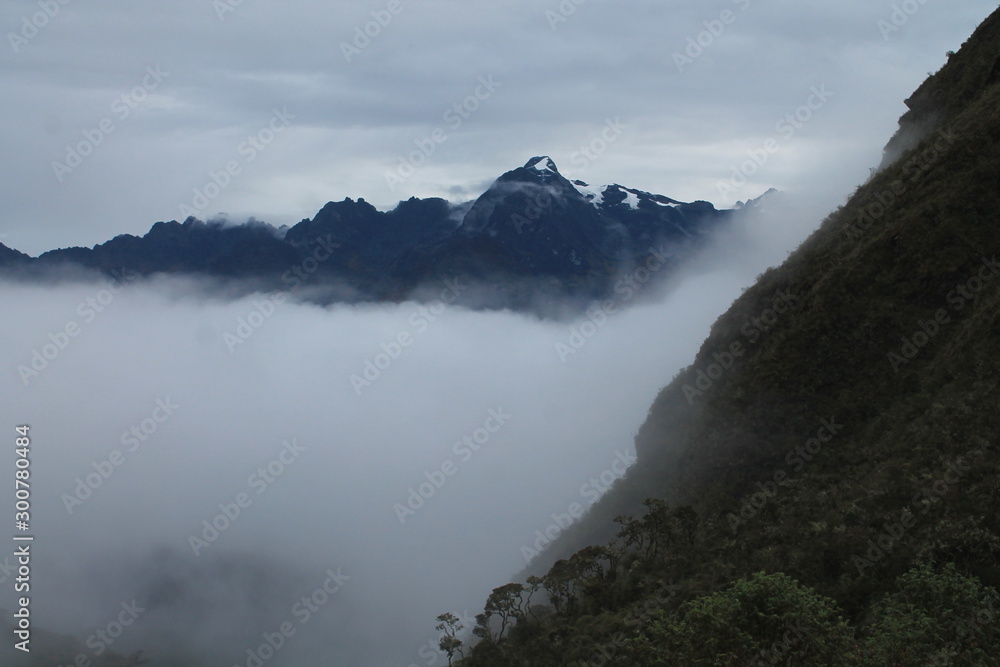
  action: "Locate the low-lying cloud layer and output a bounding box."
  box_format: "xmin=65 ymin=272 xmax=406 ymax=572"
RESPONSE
xmin=0 ymin=192 xmax=824 ymax=665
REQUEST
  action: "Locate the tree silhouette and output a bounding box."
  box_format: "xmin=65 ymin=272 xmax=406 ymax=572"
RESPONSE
xmin=435 ymin=613 xmax=465 ymax=666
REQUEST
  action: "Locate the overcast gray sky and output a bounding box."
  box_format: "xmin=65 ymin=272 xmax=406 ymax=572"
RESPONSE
xmin=1 ymin=1 xmax=995 ymax=256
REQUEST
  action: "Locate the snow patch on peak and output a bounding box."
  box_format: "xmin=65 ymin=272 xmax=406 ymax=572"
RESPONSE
xmin=621 ymin=188 xmax=640 ymax=210
xmin=649 ymin=193 xmax=682 ymax=208
xmin=571 ymin=180 xmax=607 ymax=206
xmin=601 ymin=184 xmax=642 ymax=210
xmin=525 ymin=156 xmax=558 ymax=174
xmin=572 ymin=179 xmax=682 ymax=211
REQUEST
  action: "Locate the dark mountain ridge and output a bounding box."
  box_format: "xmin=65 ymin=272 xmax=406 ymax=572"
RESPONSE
xmin=0 ymin=158 xmax=755 ymax=313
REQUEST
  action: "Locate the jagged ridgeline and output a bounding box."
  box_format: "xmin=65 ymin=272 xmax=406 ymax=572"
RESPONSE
xmin=452 ymin=7 xmax=1000 ymax=666
xmin=0 ymin=157 xmax=765 ymax=314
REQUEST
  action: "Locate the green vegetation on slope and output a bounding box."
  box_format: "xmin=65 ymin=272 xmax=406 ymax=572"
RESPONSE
xmin=447 ymin=6 xmax=1000 ymax=665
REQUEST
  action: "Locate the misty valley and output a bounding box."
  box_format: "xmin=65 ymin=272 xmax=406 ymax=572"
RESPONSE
xmin=3 ymin=2 xmax=1000 ymax=666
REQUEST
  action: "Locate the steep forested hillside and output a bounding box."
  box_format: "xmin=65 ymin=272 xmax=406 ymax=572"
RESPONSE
xmin=451 ymin=7 xmax=1000 ymax=665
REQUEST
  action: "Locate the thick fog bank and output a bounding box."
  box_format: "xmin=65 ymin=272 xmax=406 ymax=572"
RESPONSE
xmin=0 ymin=194 xmax=825 ymax=665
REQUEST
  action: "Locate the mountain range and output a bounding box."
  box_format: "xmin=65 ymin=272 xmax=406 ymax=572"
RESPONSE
xmin=0 ymin=157 xmax=768 ymax=312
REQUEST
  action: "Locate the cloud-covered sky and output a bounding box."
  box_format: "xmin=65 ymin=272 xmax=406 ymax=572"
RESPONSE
xmin=1 ymin=0 xmax=995 ymax=256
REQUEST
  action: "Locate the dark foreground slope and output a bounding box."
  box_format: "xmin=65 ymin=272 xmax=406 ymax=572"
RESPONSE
xmin=453 ymin=8 xmax=1000 ymax=666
